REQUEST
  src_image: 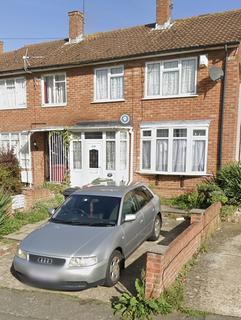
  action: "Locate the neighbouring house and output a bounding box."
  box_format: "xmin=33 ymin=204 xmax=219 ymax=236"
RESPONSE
xmin=0 ymin=0 xmax=241 ymax=197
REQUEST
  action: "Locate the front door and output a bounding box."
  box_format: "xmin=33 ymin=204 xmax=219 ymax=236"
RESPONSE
xmin=85 ymin=142 xmax=103 ymax=184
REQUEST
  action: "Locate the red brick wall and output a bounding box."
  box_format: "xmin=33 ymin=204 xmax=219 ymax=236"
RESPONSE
xmin=145 ymin=202 xmax=221 ymax=298
xmin=23 ymin=187 xmax=55 ymax=209
xmin=0 ymin=48 xmax=240 ymax=193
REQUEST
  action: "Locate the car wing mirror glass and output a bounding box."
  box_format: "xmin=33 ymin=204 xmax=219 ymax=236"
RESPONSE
xmin=48 ymin=208 xmax=55 ymax=216
xmin=124 ymin=214 xmax=136 ymax=222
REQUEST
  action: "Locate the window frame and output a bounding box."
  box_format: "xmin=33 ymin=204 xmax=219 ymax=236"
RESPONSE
xmin=94 ymin=65 xmax=125 ymax=102
xmin=0 ymin=77 xmax=27 ymax=110
xmin=72 ymin=135 xmax=83 ymax=171
xmin=0 ymin=132 xmax=31 ymax=169
xmin=140 ymin=123 xmax=209 ymax=176
xmin=145 ymin=57 xmax=198 ymax=99
xmin=41 ymin=72 xmax=67 ymax=107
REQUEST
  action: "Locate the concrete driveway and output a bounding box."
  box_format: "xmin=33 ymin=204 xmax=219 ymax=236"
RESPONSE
xmin=185 ymin=222 xmax=241 ymax=317
xmin=0 ymin=213 xmax=188 ymax=303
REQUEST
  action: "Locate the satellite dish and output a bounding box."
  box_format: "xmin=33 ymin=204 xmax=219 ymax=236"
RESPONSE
xmin=209 ymin=66 xmax=224 ymax=81
xmin=120 ymin=114 xmax=130 ymax=125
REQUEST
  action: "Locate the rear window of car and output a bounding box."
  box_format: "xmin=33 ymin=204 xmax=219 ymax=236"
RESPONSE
xmin=134 ymin=187 xmax=152 ymax=209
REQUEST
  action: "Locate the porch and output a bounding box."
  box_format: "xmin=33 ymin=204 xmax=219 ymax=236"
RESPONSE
xmin=29 ymin=121 xmax=133 ymax=188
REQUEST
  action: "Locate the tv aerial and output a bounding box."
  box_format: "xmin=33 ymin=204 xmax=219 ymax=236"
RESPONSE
xmin=209 ymin=66 xmax=224 ymax=81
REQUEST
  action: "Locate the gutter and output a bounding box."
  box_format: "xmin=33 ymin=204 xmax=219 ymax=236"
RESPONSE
xmin=217 ymin=44 xmax=229 ymax=171
xmin=0 ymin=42 xmax=239 ymax=78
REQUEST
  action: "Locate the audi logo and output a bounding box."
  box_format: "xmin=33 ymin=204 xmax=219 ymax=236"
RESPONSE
xmin=37 ymin=257 xmax=53 ymax=265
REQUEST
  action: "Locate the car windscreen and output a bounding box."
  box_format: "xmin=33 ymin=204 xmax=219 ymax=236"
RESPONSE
xmin=51 ymin=194 xmax=121 ymax=226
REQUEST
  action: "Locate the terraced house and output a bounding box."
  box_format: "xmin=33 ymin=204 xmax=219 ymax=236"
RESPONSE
xmin=0 ymin=0 xmax=241 ymax=196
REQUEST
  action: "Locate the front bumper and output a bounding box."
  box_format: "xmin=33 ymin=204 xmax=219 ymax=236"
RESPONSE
xmin=13 ymin=255 xmax=107 ymax=291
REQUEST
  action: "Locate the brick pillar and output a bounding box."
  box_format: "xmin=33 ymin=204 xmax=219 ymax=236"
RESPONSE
xmin=31 ymin=132 xmax=46 ymax=186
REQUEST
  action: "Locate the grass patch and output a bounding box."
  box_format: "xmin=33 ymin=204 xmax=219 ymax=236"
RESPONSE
xmin=42 ymin=182 xmax=69 ymax=195
xmin=0 ymin=193 xmax=64 ymax=238
xmin=220 ymin=205 xmax=237 ymax=221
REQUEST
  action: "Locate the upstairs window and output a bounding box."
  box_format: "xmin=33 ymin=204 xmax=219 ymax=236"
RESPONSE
xmin=146 ymin=58 xmax=197 ymax=98
xmin=42 ymin=73 xmax=66 ymax=106
xmin=0 ymin=77 xmax=26 ymax=110
xmin=95 ymin=66 xmax=124 ymax=102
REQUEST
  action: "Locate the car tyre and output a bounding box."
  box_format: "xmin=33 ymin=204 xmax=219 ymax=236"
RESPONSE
xmin=104 ymin=250 xmax=122 ymax=287
xmin=149 ymin=215 xmax=162 ymax=241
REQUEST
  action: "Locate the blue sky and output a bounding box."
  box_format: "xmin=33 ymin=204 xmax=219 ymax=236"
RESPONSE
xmin=0 ymin=0 xmax=240 ymax=51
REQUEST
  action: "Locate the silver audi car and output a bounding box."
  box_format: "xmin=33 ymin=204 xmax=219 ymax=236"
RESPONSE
xmin=12 ymin=183 xmax=162 ymax=290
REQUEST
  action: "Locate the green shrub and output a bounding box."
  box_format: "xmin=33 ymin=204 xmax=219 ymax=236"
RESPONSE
xmin=0 ymin=149 xmax=22 ymax=195
xmin=113 ymin=278 xmax=172 ymax=320
xmin=0 ymin=193 xmax=11 ymax=227
xmin=171 ymin=181 xmax=228 ymax=210
xmin=216 ymin=162 xmax=241 ymax=205
xmin=196 ymin=182 xmax=228 ymax=208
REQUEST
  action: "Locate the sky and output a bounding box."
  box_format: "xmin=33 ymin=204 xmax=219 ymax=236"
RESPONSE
xmin=0 ymin=0 xmax=240 ymax=52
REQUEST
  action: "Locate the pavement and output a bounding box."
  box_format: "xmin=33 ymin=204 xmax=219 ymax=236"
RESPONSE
xmin=185 ymin=222 xmax=241 ymax=317
xmin=0 ymin=287 xmax=240 ymax=320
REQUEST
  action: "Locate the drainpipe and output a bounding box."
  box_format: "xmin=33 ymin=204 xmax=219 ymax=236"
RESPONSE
xmin=127 ymin=128 xmax=134 ymax=185
xmin=217 ymin=44 xmax=228 ymax=171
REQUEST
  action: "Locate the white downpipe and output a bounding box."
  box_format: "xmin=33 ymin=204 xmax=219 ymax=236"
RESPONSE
xmin=128 ymin=128 xmax=134 ymax=185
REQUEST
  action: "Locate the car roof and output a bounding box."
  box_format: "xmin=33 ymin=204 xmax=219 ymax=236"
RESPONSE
xmin=72 ymin=183 xmax=147 ymax=198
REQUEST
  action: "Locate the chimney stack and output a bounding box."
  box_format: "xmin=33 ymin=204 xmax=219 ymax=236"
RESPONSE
xmin=0 ymin=41 xmax=3 ymax=54
xmin=68 ymin=11 xmax=84 ymax=43
xmin=156 ymin=0 xmax=172 ymax=28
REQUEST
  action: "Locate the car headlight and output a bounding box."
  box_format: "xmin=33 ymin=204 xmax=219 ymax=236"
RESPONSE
xmin=16 ymin=247 xmax=27 ymax=260
xmin=69 ymin=256 xmax=97 ymax=267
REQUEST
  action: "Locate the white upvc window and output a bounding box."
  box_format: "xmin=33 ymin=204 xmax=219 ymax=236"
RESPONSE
xmin=141 ymin=122 xmax=209 ymax=175
xmin=0 ymin=77 xmax=26 ymax=110
xmin=145 ymin=57 xmax=197 ymax=99
xmin=42 ymin=73 xmax=67 ymax=106
xmin=94 ymin=66 xmax=124 ymax=102
xmin=0 ymin=132 xmax=31 ymax=169
xmin=106 ymin=131 xmax=116 ymax=170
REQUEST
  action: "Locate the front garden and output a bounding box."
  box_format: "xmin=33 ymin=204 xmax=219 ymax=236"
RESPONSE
xmin=163 ymin=162 xmax=241 ymax=221
xmin=0 ymin=149 xmax=65 ymax=238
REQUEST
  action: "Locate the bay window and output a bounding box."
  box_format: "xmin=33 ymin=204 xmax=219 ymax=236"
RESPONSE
xmin=141 ymin=122 xmax=209 ymax=175
xmin=146 ymin=58 xmax=197 ymax=98
xmin=95 ymin=66 xmax=124 ymax=102
xmin=42 ymin=73 xmax=66 ymax=106
xmin=0 ymin=77 xmax=26 ymax=109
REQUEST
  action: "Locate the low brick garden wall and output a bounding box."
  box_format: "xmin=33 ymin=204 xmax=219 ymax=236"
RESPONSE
xmin=145 ymin=202 xmax=221 ymax=298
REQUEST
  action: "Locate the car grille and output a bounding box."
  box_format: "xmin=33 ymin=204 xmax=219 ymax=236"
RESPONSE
xmin=29 ymin=254 xmax=66 ymax=267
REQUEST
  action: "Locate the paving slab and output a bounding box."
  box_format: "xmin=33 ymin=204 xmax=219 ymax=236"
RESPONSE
xmin=185 ymin=222 xmax=241 ymax=317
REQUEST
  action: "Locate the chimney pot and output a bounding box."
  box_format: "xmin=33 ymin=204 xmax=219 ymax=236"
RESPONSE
xmin=156 ymin=0 xmax=172 ymax=28
xmin=0 ymin=41 xmax=4 ymax=54
xmin=68 ymin=11 xmax=84 ymax=43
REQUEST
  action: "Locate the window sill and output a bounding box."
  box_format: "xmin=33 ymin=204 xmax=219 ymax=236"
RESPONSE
xmin=142 ymin=94 xmax=198 ymax=101
xmin=0 ymin=106 xmax=27 ymax=111
xmin=137 ymin=170 xmax=210 ymax=177
xmin=91 ymin=99 xmax=125 ymax=104
xmin=41 ymin=103 xmax=67 ymax=108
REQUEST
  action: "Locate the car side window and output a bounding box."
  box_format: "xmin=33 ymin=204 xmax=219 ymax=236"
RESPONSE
xmin=142 ymin=187 xmax=154 ymax=201
xmin=122 ymin=192 xmax=139 ymax=222
xmin=134 ymin=187 xmax=150 ymax=210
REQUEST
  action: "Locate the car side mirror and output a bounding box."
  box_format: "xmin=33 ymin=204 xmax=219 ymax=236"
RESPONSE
xmin=124 ymin=214 xmax=136 ymax=222
xmin=48 ymin=208 xmax=55 ymax=216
